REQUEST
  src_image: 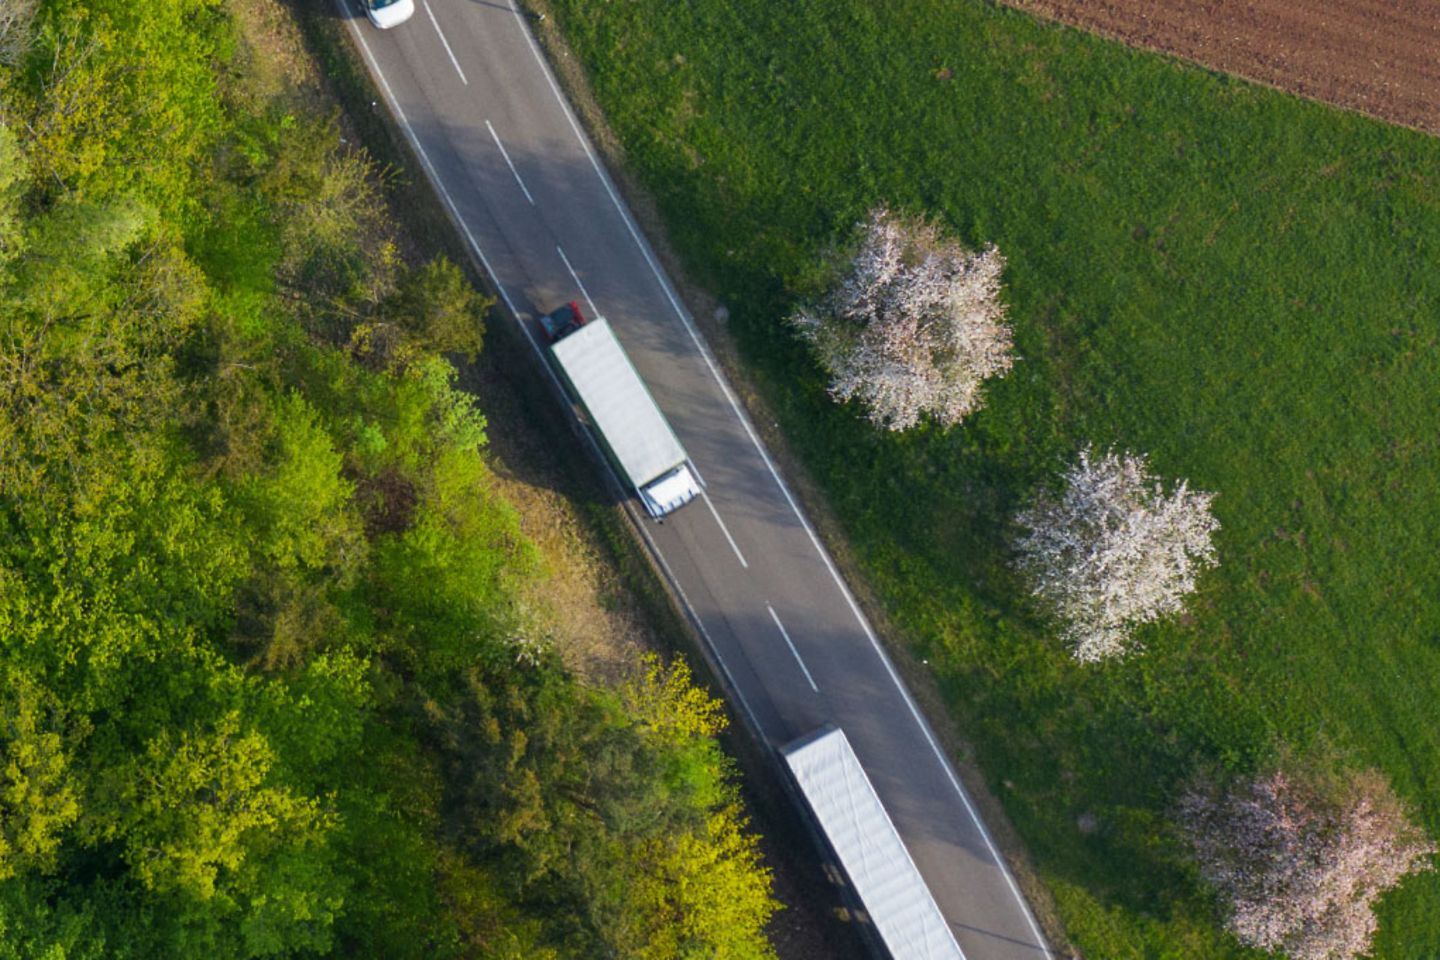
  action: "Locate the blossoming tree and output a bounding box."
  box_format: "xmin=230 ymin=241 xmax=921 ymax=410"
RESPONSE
xmin=1013 ymin=446 xmax=1219 ymax=662
xmin=789 ymin=207 xmax=1013 ymax=431
xmin=1179 ymin=764 xmax=1434 ymax=960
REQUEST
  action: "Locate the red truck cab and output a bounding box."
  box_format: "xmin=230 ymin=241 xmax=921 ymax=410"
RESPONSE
xmin=539 ymin=301 xmax=586 ymax=343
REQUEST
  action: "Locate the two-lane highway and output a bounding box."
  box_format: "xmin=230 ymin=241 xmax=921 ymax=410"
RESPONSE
xmin=338 ymin=3 xmax=1052 ymax=957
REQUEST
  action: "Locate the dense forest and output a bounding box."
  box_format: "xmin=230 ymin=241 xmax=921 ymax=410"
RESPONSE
xmin=0 ymin=0 xmax=777 ymax=956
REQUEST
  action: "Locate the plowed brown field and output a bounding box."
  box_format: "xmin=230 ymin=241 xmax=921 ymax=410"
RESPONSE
xmin=1010 ymin=0 xmax=1440 ymax=135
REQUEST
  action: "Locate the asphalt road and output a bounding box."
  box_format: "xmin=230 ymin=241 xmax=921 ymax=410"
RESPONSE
xmin=338 ymin=4 xmax=1053 ymax=957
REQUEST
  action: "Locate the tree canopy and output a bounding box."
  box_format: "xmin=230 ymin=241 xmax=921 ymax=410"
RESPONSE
xmin=0 ymin=1 xmax=778 ymax=956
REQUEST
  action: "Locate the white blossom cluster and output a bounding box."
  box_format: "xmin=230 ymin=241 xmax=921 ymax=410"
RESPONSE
xmin=1013 ymin=446 xmax=1218 ymax=662
xmin=790 ymin=207 xmax=1014 ymax=431
xmin=1180 ymin=768 xmax=1434 ymax=960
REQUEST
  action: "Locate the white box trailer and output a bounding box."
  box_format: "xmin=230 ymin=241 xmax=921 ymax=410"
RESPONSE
xmin=781 ymin=726 xmax=965 ymax=960
xmin=548 ymin=313 xmax=700 ymax=519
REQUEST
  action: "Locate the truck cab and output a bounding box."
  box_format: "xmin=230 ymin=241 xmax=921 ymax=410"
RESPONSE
xmin=638 ymin=463 xmax=701 ymax=518
xmin=539 ymin=301 xmax=586 ymax=342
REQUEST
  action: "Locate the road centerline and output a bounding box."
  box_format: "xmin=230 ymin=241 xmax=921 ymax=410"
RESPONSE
xmin=335 ymin=0 xmax=789 ymax=762
xmin=555 ymin=245 xmax=599 ymax=316
xmin=344 ymin=6 xmax=1054 ymax=952
xmin=700 ymin=491 xmax=748 ymax=568
xmin=767 ymin=604 xmax=818 ymax=693
xmin=422 ymin=1 xmax=468 ymax=85
xmin=486 ymin=120 xmax=535 ymax=205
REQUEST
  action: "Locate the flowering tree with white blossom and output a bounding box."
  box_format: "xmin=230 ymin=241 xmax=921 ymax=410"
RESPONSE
xmin=789 ymin=207 xmax=1014 ymax=431
xmin=1179 ymin=764 xmax=1434 ymax=960
xmin=1013 ymin=446 xmax=1219 ymax=662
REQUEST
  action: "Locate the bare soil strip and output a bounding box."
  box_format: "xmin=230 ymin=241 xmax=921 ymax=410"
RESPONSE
xmin=1011 ymin=0 xmax=1440 ymax=136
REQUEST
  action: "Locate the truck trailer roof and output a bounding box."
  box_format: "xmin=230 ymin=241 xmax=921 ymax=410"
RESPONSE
xmin=781 ymin=726 xmax=965 ymax=960
xmin=549 ymin=317 xmax=689 ymax=490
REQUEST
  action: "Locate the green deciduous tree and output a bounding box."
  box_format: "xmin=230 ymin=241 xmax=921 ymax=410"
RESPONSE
xmin=439 ymin=658 xmax=777 ymax=959
xmin=386 ymin=257 xmax=488 ymax=362
xmin=24 ymin=0 xmax=224 ymax=207
xmin=234 ymin=391 xmax=363 ymax=578
xmin=82 ymin=711 xmax=345 ymax=956
xmin=589 ymin=808 xmax=776 ymax=960
xmin=0 ymin=672 xmax=83 ymax=880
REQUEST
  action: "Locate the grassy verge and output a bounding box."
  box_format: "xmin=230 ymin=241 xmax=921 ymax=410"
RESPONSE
xmin=286 ymin=5 xmax=868 ymax=956
xmin=539 ymin=0 xmax=1440 ymax=956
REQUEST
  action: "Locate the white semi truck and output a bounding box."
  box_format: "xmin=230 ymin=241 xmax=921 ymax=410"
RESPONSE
xmin=542 ymin=302 xmax=701 ymax=519
xmin=782 ymin=725 xmax=965 ymax=960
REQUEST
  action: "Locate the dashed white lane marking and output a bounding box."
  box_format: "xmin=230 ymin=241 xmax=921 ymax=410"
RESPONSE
xmin=555 ymin=244 xmax=597 ymax=316
xmin=348 ymin=5 xmax=1050 ymax=952
xmin=485 ymin=119 xmax=535 ymax=205
xmin=337 ymin=8 xmax=774 ymax=747
xmin=422 ymin=1 xmax=467 ymax=85
xmin=767 ymin=604 xmax=818 ymax=693
xmin=701 ymin=491 xmax=748 ymax=569
xmin=506 ymin=9 xmax=1052 ymax=954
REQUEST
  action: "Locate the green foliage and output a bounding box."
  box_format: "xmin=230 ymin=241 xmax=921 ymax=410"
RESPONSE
xmin=23 ymin=0 xmax=224 ymax=208
xmin=0 ymin=673 xmax=82 ymax=881
xmin=0 ymin=2 xmax=776 ymax=956
xmin=546 ymin=0 xmax=1440 ymax=955
xmin=86 ymin=712 xmax=326 ymax=899
xmin=0 ymin=877 xmax=110 ymax=960
xmin=385 ymin=257 xmax=489 ymax=361
xmin=0 ymin=124 xmax=25 ymax=259
xmin=14 ymin=195 xmax=158 ymax=319
xmin=235 ymin=391 xmax=363 ymax=576
xmin=599 ymin=808 xmax=776 ymax=960
xmin=438 ymin=659 xmax=777 ymax=959
xmin=245 ymin=111 xmax=398 ymax=338
xmin=622 ymin=654 xmax=730 ymax=809
xmin=369 ymin=359 xmax=533 ymax=672
xmin=82 ymin=711 xmax=345 ymax=956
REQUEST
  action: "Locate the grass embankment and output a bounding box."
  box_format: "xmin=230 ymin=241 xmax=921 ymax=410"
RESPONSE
xmin=543 ymin=0 xmax=1440 ymax=955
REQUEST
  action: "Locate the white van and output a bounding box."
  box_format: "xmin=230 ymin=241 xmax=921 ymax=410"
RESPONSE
xmin=364 ymin=0 xmax=415 ymax=29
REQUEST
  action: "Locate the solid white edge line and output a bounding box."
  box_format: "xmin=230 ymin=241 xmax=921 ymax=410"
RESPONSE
xmin=354 ymin=5 xmax=1048 ymax=951
xmin=701 ymin=490 xmax=748 ymax=569
xmin=422 ymin=0 xmax=468 ymax=85
xmin=554 ymin=244 xmax=598 ymax=317
xmin=486 ymin=119 xmax=536 ymax=206
xmin=767 ymin=604 xmax=818 ymax=693
xmin=336 ymin=0 xmax=776 ymax=750
xmin=507 ymin=7 xmax=1052 ymax=954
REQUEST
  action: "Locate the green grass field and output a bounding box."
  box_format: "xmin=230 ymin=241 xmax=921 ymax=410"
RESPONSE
xmin=545 ymin=0 xmax=1440 ymax=955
